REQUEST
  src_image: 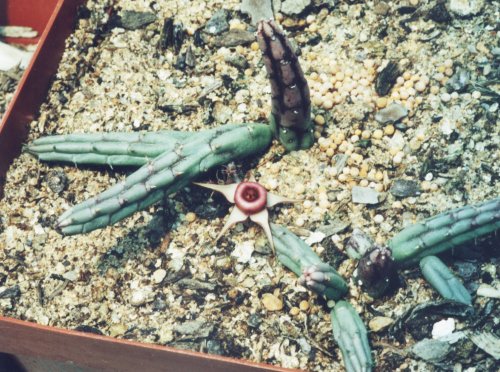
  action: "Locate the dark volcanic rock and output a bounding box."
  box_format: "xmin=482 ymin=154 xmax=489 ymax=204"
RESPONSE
xmin=204 ymin=9 xmax=229 ymax=35
xmin=390 ymin=179 xmax=421 ymax=197
xmin=119 ymin=11 xmax=156 ymax=30
xmin=375 ymin=61 xmax=400 ymax=96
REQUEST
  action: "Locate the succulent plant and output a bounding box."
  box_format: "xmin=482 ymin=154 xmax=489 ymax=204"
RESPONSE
xmin=331 ymin=301 xmax=373 ymax=372
xmin=271 ymin=224 xmax=348 ymax=301
xmin=355 ymin=245 xmax=396 ymax=298
xmin=55 ymin=123 xmax=272 ymax=234
xmin=256 ymin=19 xmax=314 ymax=151
xmin=419 ymin=255 xmax=472 ymax=305
xmin=194 ymin=179 xmax=297 ymax=252
xmin=388 ymin=197 xmax=500 ymax=266
xmin=27 ymin=20 xmax=314 ymax=236
xmin=353 ymin=197 xmax=499 ymax=300
xmin=26 ymin=130 xmax=190 ymax=167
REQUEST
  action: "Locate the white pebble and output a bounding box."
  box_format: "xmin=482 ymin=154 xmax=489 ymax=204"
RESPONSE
xmin=415 ymin=81 xmax=426 ymax=92
xmin=152 ymin=269 xmax=167 ymax=284
xmin=440 ymin=93 xmax=451 ymax=102
xmin=432 ymin=318 xmax=455 ymax=339
xmin=268 ymin=178 xmax=278 ymax=190
xmin=472 ymin=91 xmax=481 ymax=99
xmin=130 ymin=287 xmax=154 ymax=306
xmin=295 ymin=217 xmax=305 ymax=227
xmin=373 ymin=214 xmax=384 ymax=224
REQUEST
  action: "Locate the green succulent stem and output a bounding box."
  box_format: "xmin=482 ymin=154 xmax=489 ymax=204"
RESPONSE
xmin=271 ymin=224 xmax=348 ymax=301
xmin=331 ymin=301 xmax=373 ymax=372
xmin=419 ymin=255 xmax=472 ymax=305
xmin=388 ymin=197 xmax=500 ymax=267
xmin=25 ymin=130 xmax=191 ymax=167
xmin=269 ymin=113 xmax=314 ymax=152
xmin=54 ymin=123 xmax=273 ymax=235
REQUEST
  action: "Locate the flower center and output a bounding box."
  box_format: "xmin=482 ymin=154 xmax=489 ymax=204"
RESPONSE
xmin=234 ymin=182 xmax=267 ymax=214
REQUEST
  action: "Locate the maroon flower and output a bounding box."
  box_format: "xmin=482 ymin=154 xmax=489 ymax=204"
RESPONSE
xmin=194 ymin=179 xmax=297 ymax=252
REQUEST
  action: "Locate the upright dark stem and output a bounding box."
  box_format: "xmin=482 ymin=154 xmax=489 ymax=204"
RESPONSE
xmin=257 ymin=20 xmax=314 ymax=151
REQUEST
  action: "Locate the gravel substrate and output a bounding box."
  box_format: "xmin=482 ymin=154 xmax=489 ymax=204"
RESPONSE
xmin=1 ymin=1 xmax=499 ymax=371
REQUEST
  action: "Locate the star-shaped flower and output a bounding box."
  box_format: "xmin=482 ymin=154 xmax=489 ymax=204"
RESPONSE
xmin=194 ymin=179 xmax=297 ymax=252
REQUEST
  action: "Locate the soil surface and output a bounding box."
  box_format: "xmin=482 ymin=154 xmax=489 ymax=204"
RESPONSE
xmin=1 ymin=1 xmax=499 ymax=371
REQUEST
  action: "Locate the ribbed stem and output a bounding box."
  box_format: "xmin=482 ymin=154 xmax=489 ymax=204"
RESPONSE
xmin=57 ymin=123 xmax=273 ymax=235
xmin=388 ymin=198 xmax=500 ymax=266
xmin=25 ymin=131 xmax=195 ymax=167
xmin=331 ymin=301 xmax=372 ymax=372
xmin=271 ymin=224 xmax=348 ymax=301
xmin=419 ymin=255 xmax=471 ymax=305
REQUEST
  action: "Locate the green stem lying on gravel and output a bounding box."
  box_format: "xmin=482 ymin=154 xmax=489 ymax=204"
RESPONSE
xmin=26 ymin=130 xmax=201 ymax=167
xmin=419 ymin=255 xmax=472 ymax=305
xmin=331 ymin=301 xmax=373 ymax=372
xmin=53 ymin=123 xmax=273 ymax=235
xmin=271 ymin=224 xmax=348 ymax=301
xmin=388 ymin=197 xmax=500 ymax=266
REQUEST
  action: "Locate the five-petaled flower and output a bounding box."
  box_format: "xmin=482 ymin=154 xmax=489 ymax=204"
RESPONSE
xmin=194 ymin=179 xmax=297 ymax=252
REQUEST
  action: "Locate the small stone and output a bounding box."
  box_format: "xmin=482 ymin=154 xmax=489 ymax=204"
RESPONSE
xmin=352 ymin=186 xmax=380 ymax=204
xmin=241 ymin=0 xmax=273 ymax=25
xmin=119 ymin=11 xmax=156 ymax=30
xmin=346 ymin=228 xmax=375 ymax=259
xmin=446 ymin=67 xmax=470 ymax=93
xmin=297 ymin=337 xmax=312 ymax=354
xmin=247 ymin=313 xmax=262 ymax=328
xmin=305 ymin=231 xmax=326 ymax=245
xmin=130 ymin=287 xmax=154 ymax=306
xmin=476 ymin=284 xmax=500 ymax=299
xmin=262 ymin=293 xmax=283 ymax=311
xmin=158 ymin=324 xmax=174 ymax=343
xmin=374 ymin=1 xmax=391 ymax=16
xmin=375 ymin=103 xmax=408 ymax=124
xmin=368 ymin=316 xmax=394 ymax=332
xmin=375 ymin=61 xmax=400 ymax=96
xmin=224 ymin=54 xmax=249 ymax=70
xmin=448 ymin=0 xmax=484 ymax=18
xmin=390 ymin=179 xmax=421 ymax=197
xmin=109 ymin=323 xmax=128 ymax=337
xmin=299 ymin=300 xmax=309 ymax=311
xmin=152 ymin=269 xmax=167 ymax=284
xmin=432 ymin=318 xmax=455 ymax=339
xmin=214 ymin=29 xmax=255 ymax=47
xmin=0 ymin=285 xmax=20 ymax=299
xmin=206 ymin=340 xmax=224 ymax=355
xmin=231 ymin=240 xmax=254 ymax=263
xmin=290 ymin=307 xmax=300 ymax=316
xmin=177 ymin=278 xmax=216 ymax=292
xmin=204 ymin=9 xmax=229 ymax=35
xmin=152 ymin=294 xmax=168 ymax=311
xmin=440 ymin=118 xmax=456 ymax=135
xmin=410 ymin=338 xmax=451 ymax=362
xmin=468 ymin=332 xmax=500 ymax=360
xmin=173 ymin=319 xmax=214 ymax=338
xmin=0 ymin=25 xmax=38 ymax=38
xmin=62 ymin=270 xmax=78 ymax=281
xmin=317 ymin=220 xmax=350 ymax=237
xmin=185 ymin=212 xmax=196 ymax=223
xmin=46 ymin=170 xmax=68 ymax=194
xmin=241 ymin=277 xmax=255 ymax=288
xmin=427 ymin=2 xmax=452 ymax=22
xmin=281 ymin=0 xmax=311 ymax=15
